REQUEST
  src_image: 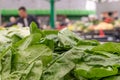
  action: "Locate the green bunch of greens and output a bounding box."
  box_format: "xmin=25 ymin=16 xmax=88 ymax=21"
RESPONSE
xmin=0 ymin=22 xmax=120 ymax=80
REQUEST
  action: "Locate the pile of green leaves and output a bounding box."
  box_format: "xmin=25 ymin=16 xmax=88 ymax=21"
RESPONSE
xmin=0 ymin=22 xmax=120 ymax=80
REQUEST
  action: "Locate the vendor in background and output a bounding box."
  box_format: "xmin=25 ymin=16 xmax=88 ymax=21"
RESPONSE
xmin=2 ymin=16 xmax=16 ymax=27
xmin=113 ymin=11 xmax=119 ymax=20
xmin=103 ymin=12 xmax=113 ymax=23
xmin=55 ymin=21 xmax=66 ymax=30
xmin=5 ymin=6 xmax=39 ymax=28
xmin=102 ymin=12 xmax=119 ymax=23
xmin=10 ymin=16 xmax=16 ymax=23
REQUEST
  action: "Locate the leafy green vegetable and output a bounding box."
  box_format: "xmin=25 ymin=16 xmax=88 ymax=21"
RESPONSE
xmin=41 ymin=47 xmax=84 ymax=80
xmin=22 ymin=60 xmax=43 ymax=80
xmin=11 ymin=34 xmax=22 ymax=44
xmin=77 ymin=40 xmax=100 ymax=46
xmin=103 ymin=75 xmax=120 ymax=80
xmin=92 ymin=42 xmax=120 ymax=55
xmin=58 ymin=28 xmax=81 ymax=48
xmin=74 ymin=50 xmax=120 ymax=79
xmin=42 ymin=30 xmax=58 ymax=36
xmin=1 ymin=22 xmax=120 ymax=80
xmin=30 ymin=22 xmax=42 ymax=34
xmin=74 ymin=63 xmax=118 ymax=79
xmin=4 ymin=60 xmax=42 ymax=80
xmin=13 ymin=44 xmax=52 ymax=71
xmin=14 ymin=33 xmax=42 ymax=50
xmin=1 ymin=48 xmax=12 ymax=80
xmin=40 ymin=35 xmax=55 ymax=51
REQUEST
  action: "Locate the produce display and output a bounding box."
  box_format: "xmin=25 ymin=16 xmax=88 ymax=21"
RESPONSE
xmin=89 ymin=22 xmax=114 ymax=30
xmin=67 ymin=20 xmax=120 ymax=32
xmin=1 ymin=22 xmax=120 ymax=80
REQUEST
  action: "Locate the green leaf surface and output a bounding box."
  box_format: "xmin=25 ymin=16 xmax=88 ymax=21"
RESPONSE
xmin=103 ymin=75 xmax=120 ymax=80
xmin=24 ymin=60 xmax=42 ymax=80
xmin=1 ymin=23 xmax=120 ymax=80
xmin=13 ymin=45 xmax=52 ymax=71
xmin=58 ymin=28 xmax=81 ymax=48
xmin=42 ymin=30 xmax=58 ymax=36
xmin=15 ymin=33 xmax=42 ymax=50
xmin=30 ymin=22 xmax=42 ymax=34
xmin=74 ymin=63 xmax=118 ymax=79
xmin=1 ymin=48 xmax=12 ymax=80
xmin=92 ymin=42 xmax=120 ymax=55
xmin=41 ymin=47 xmax=84 ymax=80
xmin=74 ymin=50 xmax=120 ymax=79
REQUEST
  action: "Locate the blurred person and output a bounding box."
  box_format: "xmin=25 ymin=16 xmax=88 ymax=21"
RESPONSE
xmin=113 ymin=11 xmax=119 ymax=20
xmin=65 ymin=18 xmax=70 ymax=25
xmin=17 ymin=6 xmax=39 ymax=27
xmin=42 ymin=24 xmax=51 ymax=30
xmin=5 ymin=6 xmax=39 ymax=27
xmin=10 ymin=16 xmax=16 ymax=23
xmin=103 ymin=12 xmax=113 ymax=23
xmin=55 ymin=21 xmax=60 ymax=30
xmin=5 ymin=16 xmax=16 ymax=27
xmin=55 ymin=21 xmax=66 ymax=30
xmin=104 ymin=17 xmax=113 ymax=23
xmin=57 ymin=23 xmax=67 ymax=30
xmin=102 ymin=12 xmax=109 ymax=21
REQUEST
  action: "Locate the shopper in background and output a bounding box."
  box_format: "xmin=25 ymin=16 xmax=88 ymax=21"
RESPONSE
xmin=113 ymin=11 xmax=119 ymax=20
xmin=5 ymin=6 xmax=39 ymax=28
xmin=10 ymin=16 xmax=16 ymax=23
xmin=4 ymin=16 xmax=16 ymax=27
xmin=17 ymin=6 xmax=39 ymax=27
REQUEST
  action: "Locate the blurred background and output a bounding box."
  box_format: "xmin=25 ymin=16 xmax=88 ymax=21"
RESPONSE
xmin=0 ymin=0 xmax=120 ymax=42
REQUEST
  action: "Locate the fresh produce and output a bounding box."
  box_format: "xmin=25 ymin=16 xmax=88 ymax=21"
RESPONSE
xmin=0 ymin=22 xmax=120 ymax=80
xmin=67 ymin=21 xmax=89 ymax=32
xmin=94 ymin=22 xmax=114 ymax=30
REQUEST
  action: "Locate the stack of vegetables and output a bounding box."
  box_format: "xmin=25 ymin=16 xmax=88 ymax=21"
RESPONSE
xmin=0 ymin=22 xmax=120 ymax=80
xmin=68 ymin=21 xmax=88 ymax=31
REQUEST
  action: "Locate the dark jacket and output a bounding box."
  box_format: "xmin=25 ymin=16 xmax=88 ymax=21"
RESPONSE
xmin=6 ymin=15 xmax=39 ymax=27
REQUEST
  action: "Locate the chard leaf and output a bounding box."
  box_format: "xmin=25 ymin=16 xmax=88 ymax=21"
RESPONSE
xmin=0 ymin=61 xmax=1 ymax=80
xmin=41 ymin=47 xmax=84 ymax=80
xmin=40 ymin=37 xmax=55 ymax=51
xmin=4 ymin=71 xmax=22 ymax=80
xmin=1 ymin=48 xmax=12 ymax=80
xmin=77 ymin=40 xmax=99 ymax=46
xmin=92 ymin=42 xmax=120 ymax=55
xmin=11 ymin=34 xmax=22 ymax=44
xmin=30 ymin=22 xmax=42 ymax=34
xmin=13 ymin=45 xmax=52 ymax=71
xmin=24 ymin=60 xmax=42 ymax=80
xmin=74 ymin=50 xmax=120 ymax=79
xmin=58 ymin=28 xmax=81 ymax=48
xmin=74 ymin=63 xmax=118 ymax=79
xmin=15 ymin=33 xmax=42 ymax=50
xmin=103 ymin=75 xmax=120 ymax=80
xmin=42 ymin=30 xmax=58 ymax=36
